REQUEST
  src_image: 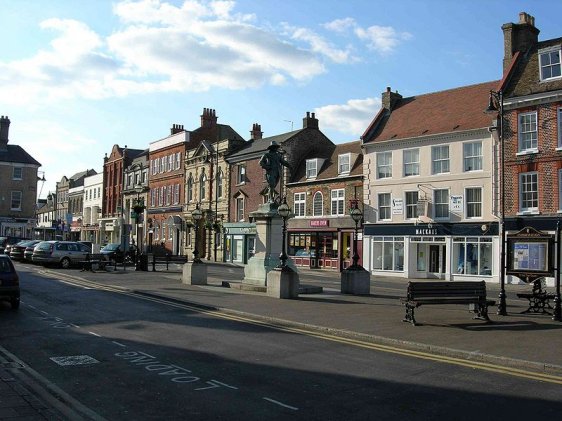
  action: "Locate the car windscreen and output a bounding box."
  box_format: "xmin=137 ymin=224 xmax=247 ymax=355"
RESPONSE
xmin=36 ymin=242 xmax=53 ymax=251
xmin=0 ymin=258 xmax=14 ymax=273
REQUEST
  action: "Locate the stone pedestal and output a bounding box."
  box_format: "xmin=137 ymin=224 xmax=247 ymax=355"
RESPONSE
xmin=243 ymin=203 xmax=297 ymax=286
xmin=182 ymin=261 xmax=207 ymax=285
xmin=340 ymin=267 xmax=371 ymax=295
xmin=267 ymin=267 xmax=300 ymax=299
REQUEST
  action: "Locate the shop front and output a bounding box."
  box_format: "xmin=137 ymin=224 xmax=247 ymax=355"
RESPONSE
xmin=287 ymin=218 xmax=362 ymax=271
xmin=363 ymin=222 xmax=499 ymax=282
xmin=223 ymin=223 xmax=256 ymax=264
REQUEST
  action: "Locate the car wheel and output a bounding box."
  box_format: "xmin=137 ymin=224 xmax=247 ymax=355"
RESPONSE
xmin=60 ymin=257 xmax=71 ymax=269
xmin=10 ymin=297 xmax=20 ymax=310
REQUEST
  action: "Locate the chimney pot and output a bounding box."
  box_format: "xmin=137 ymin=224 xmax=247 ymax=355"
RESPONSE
xmin=303 ymin=111 xmax=319 ymax=130
xmin=502 ymin=12 xmax=539 ymax=74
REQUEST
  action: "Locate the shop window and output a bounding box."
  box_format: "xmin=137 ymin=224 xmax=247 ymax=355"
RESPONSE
xmin=372 ymin=237 xmax=404 ymax=271
xmin=313 ymin=192 xmax=323 ymax=216
xmin=453 ymin=237 xmax=492 ymax=276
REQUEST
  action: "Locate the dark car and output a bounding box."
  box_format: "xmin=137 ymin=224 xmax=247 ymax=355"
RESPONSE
xmin=0 ymin=236 xmax=29 ymax=255
xmin=0 ymin=255 xmax=20 ymax=309
xmin=9 ymin=240 xmax=40 ymax=261
xmin=100 ymin=243 xmax=125 ymax=262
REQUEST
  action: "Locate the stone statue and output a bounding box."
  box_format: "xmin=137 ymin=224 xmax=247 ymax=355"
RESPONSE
xmin=259 ymin=141 xmax=291 ymax=203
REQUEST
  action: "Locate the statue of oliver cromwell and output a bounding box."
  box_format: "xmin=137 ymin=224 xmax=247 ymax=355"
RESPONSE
xmin=259 ymin=141 xmax=291 ymax=203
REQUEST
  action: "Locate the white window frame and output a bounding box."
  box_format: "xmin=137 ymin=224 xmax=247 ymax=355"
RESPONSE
xmin=168 ymin=155 xmax=173 ymax=172
xmin=175 ymin=152 xmax=181 ymax=170
xmin=518 ymin=111 xmax=538 ymax=153
xmin=465 ymin=187 xmax=483 ymax=219
xmin=11 ymin=191 xmax=22 ymax=211
xmin=405 ymin=191 xmax=418 ymax=219
xmin=433 ymin=189 xmax=449 ymax=220
xmin=174 ymin=184 xmax=180 ymax=204
xmin=161 ymin=156 xmax=167 ymax=173
xmin=431 ymin=145 xmax=450 ymax=175
xmin=403 ymin=149 xmax=419 ymax=177
xmin=539 ymin=46 xmax=562 ymax=81
xmin=338 ymin=154 xmax=350 ymax=175
xmin=376 ymin=152 xmax=392 ymax=179
xmin=306 ymin=159 xmax=318 ymax=179
xmin=237 ymin=165 xmax=245 ymax=184
xmin=463 ymin=141 xmax=482 ymax=172
xmin=378 ymin=193 xmax=391 ymax=221
xmin=216 ymin=169 xmax=223 ymax=198
xmin=187 ymin=175 xmax=193 ymax=203
xmin=312 ymin=191 xmax=323 ymax=216
xmin=294 ymin=192 xmax=306 ymax=217
xmin=12 ymin=167 xmax=23 ymax=180
xmin=331 ymin=189 xmax=345 ymax=216
xmin=519 ymin=172 xmax=539 ymax=213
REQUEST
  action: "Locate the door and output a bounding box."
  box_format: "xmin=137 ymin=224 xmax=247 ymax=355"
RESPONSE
xmin=429 ymin=245 xmax=440 ymax=273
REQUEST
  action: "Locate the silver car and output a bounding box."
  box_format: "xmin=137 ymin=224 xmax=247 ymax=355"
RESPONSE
xmin=32 ymin=241 xmax=92 ymax=269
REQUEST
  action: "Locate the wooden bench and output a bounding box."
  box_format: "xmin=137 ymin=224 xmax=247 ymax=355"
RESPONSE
xmin=151 ymin=254 xmax=188 ymax=271
xmin=400 ymin=281 xmax=496 ymax=326
xmin=516 ymin=278 xmax=555 ymax=315
xmin=80 ymin=253 xmax=112 ymax=272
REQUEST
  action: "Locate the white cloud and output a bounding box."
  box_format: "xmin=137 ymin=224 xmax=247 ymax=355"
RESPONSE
xmin=315 ymin=97 xmax=380 ymax=136
xmin=355 ymin=25 xmax=412 ymax=53
xmin=323 ymin=17 xmax=356 ymax=33
xmin=284 ymin=24 xmax=356 ymax=64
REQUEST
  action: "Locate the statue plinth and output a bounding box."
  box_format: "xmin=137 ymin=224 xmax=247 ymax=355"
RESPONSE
xmin=243 ymin=203 xmax=297 ymax=286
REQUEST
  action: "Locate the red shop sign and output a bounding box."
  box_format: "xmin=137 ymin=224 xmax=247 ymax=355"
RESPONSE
xmin=310 ymin=220 xmax=329 ymax=227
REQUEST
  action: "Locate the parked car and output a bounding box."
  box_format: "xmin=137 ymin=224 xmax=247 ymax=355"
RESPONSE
xmin=0 ymin=254 xmax=20 ymax=309
xmin=24 ymin=242 xmax=40 ymax=262
xmin=0 ymin=236 xmax=29 ymax=254
xmin=100 ymin=243 xmax=125 ymax=262
xmin=32 ymin=241 xmax=92 ymax=269
xmin=9 ymin=240 xmax=41 ymax=261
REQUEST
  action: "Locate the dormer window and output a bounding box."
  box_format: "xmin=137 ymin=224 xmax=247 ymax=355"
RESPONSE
xmin=338 ymin=154 xmax=350 ymax=175
xmin=306 ymin=159 xmax=318 ymax=178
xmin=539 ymin=47 xmax=561 ymax=81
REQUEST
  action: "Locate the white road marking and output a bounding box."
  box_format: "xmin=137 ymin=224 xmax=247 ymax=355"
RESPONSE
xmin=112 ymin=341 xmax=127 ymax=348
xmin=263 ymin=397 xmax=298 ymax=411
xmin=39 ymin=310 xmax=49 ymax=315
xmin=88 ymin=331 xmax=101 ymax=337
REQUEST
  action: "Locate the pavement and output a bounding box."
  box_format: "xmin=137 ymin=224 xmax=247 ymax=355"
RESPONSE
xmin=4 ymin=261 xmax=562 ymax=419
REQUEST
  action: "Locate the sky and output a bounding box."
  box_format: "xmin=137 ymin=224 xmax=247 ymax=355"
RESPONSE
xmin=1 ymin=0 xmax=561 ymax=199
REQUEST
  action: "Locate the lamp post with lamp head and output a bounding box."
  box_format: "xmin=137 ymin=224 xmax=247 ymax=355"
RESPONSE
xmin=350 ymin=204 xmax=364 ymax=269
xmin=277 ymin=197 xmax=290 ymax=269
xmin=485 ymin=89 xmax=507 ymax=316
xmin=192 ymin=204 xmax=203 ymax=263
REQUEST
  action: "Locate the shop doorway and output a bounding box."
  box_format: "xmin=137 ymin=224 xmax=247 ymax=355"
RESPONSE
xmin=429 ymin=244 xmax=446 ymax=276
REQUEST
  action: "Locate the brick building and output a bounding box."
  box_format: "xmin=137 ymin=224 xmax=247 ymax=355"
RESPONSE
xmin=0 ymin=116 xmax=41 ymax=238
xmin=285 ymin=141 xmax=363 ymax=271
xmin=224 ymin=112 xmax=334 ymax=264
xmin=495 ymin=13 xmax=562 ymax=285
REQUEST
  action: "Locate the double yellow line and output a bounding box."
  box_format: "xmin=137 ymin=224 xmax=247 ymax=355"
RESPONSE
xmin=42 ymin=270 xmax=562 ymax=385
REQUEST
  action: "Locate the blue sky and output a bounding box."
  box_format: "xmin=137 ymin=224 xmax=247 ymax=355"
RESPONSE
xmin=1 ymin=0 xmax=561 ymax=198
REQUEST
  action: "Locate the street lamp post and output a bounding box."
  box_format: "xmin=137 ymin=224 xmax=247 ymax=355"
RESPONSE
xmin=485 ymin=89 xmax=507 ymax=315
xmin=192 ymin=203 xmax=203 ymax=263
xmin=349 ymin=204 xmax=363 ymax=269
xmin=277 ymin=197 xmax=290 ymax=269
xmin=133 ymin=184 xmax=145 ymax=251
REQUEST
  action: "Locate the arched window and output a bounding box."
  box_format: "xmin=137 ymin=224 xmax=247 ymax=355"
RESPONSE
xmin=313 ymin=191 xmax=323 ymax=216
xmin=199 ymin=172 xmax=207 ymax=201
xmin=187 ymin=175 xmax=193 ymax=203
xmin=216 ymin=169 xmax=223 ymax=199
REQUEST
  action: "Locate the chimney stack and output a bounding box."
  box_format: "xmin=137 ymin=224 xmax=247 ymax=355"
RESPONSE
xmin=502 ymin=12 xmax=539 ymax=74
xmin=250 ymin=123 xmax=263 ymax=140
xmin=302 ymin=111 xmax=319 ymax=129
xmin=170 ymin=124 xmax=185 ymax=135
xmin=200 ymin=108 xmax=218 ymax=128
xmin=0 ymin=115 xmax=10 ymax=144
xmin=382 ymin=87 xmax=402 ymax=112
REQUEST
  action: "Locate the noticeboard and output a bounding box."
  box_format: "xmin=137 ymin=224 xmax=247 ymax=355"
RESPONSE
xmin=506 ymin=227 xmax=555 ymax=281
